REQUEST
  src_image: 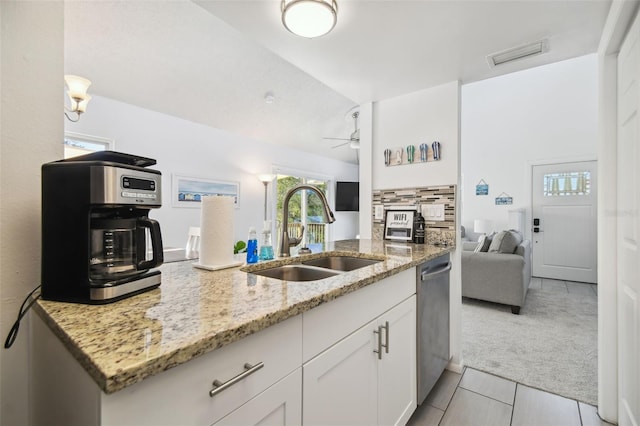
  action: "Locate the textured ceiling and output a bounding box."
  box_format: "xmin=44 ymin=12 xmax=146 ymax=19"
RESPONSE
xmin=65 ymin=0 xmax=611 ymax=165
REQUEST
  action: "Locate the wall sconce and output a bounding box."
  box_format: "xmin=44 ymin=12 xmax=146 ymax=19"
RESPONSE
xmin=64 ymin=75 xmax=92 ymax=122
xmin=258 ymin=174 xmax=276 ymax=221
xmin=281 ymin=0 xmax=338 ymax=38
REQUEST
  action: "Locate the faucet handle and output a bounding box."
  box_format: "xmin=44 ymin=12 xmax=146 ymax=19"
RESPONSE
xmin=288 ymin=225 xmax=305 ymax=247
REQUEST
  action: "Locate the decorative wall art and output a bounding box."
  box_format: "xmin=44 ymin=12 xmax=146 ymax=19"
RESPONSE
xmin=383 ymin=210 xmax=416 ymax=241
xmin=495 ymin=192 xmax=513 ymax=205
xmin=384 ymin=141 xmax=442 ymax=167
xmin=172 ymin=174 xmax=240 ymax=208
xmin=475 ymin=179 xmax=489 ymax=196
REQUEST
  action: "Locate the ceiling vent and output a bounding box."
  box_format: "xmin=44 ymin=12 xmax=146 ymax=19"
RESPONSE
xmin=487 ymin=39 xmax=549 ymax=68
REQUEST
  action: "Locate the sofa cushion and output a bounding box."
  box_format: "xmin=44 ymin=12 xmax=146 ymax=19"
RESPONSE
xmin=488 ymin=230 xmax=523 ymax=254
xmin=474 ymin=232 xmax=494 ymax=252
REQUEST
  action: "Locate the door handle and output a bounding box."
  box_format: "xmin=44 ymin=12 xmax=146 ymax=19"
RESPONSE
xmin=420 ymin=262 xmax=452 ymax=281
xmin=374 ymin=321 xmax=390 ymax=360
xmin=373 ymin=326 xmax=383 ymax=359
xmin=381 ymin=321 xmax=389 ymax=354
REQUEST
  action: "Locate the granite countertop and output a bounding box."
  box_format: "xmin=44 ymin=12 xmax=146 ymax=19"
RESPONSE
xmin=33 ymin=239 xmax=453 ymax=394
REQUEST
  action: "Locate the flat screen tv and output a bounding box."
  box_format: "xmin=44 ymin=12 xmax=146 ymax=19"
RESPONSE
xmin=335 ymin=181 xmax=359 ymax=211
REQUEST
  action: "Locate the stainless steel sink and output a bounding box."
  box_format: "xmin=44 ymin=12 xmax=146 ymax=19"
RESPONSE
xmin=301 ymin=256 xmax=382 ymax=271
xmin=250 ymin=264 xmax=341 ymax=281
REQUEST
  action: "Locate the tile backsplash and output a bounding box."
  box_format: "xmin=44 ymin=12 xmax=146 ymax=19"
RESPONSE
xmin=372 ymin=185 xmax=456 ymax=246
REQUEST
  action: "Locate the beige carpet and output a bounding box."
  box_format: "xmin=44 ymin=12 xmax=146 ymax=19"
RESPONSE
xmin=462 ymin=279 xmax=598 ymax=405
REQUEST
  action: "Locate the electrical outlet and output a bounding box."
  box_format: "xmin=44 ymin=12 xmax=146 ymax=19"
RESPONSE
xmin=374 ymin=205 xmax=384 ymax=220
xmin=422 ymin=204 xmax=445 ymax=221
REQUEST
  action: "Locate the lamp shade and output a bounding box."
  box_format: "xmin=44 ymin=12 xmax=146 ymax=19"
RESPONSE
xmin=75 ymin=94 xmax=92 ymax=113
xmin=258 ymin=174 xmax=276 ymax=183
xmin=281 ymin=0 xmax=338 ymax=38
xmin=64 ymin=75 xmax=91 ymax=100
xmin=473 ymin=219 xmax=493 ymax=234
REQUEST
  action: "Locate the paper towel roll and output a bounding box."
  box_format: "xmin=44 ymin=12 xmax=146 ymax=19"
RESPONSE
xmin=199 ymin=196 xmax=234 ymax=267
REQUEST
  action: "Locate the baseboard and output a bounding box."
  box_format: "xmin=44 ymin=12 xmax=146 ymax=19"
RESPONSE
xmin=446 ymin=359 xmax=464 ymax=374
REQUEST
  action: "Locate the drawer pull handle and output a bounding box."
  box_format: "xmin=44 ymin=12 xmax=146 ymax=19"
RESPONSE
xmin=209 ymin=362 xmax=264 ymax=397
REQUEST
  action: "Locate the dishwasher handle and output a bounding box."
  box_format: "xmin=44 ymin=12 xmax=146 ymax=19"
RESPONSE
xmin=420 ymin=262 xmax=452 ymax=281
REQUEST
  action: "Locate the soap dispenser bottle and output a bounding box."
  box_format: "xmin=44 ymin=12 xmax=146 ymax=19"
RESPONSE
xmin=259 ymin=220 xmax=274 ymax=261
xmin=246 ymin=227 xmax=259 ymax=264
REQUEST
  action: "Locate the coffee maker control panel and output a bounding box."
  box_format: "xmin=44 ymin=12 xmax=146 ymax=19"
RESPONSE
xmin=90 ymin=165 xmax=161 ymax=207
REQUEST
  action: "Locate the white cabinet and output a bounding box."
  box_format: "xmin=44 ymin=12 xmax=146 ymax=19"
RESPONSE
xmin=31 ymin=314 xmax=302 ymax=426
xmin=32 ymin=267 xmax=418 ymax=426
xmin=303 ymin=296 xmax=416 ymax=426
xmin=215 ymin=369 xmax=302 ymax=426
xmin=303 ymin=316 xmax=378 ymax=425
xmin=377 ymin=296 xmax=417 ymax=426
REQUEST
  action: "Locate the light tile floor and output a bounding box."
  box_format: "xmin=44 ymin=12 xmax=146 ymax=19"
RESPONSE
xmin=410 ymin=277 xmax=606 ymax=425
xmin=408 ymin=367 xmax=614 ymax=426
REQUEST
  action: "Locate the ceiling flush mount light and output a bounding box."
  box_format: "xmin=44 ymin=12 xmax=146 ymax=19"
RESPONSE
xmin=281 ymin=0 xmax=338 ymax=39
xmin=64 ymin=75 xmax=92 ymax=122
xmin=487 ymin=39 xmax=549 ymax=68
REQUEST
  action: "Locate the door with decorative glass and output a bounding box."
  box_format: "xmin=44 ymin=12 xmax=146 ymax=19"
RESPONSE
xmin=531 ymin=161 xmax=597 ymax=283
xmin=275 ymin=174 xmax=330 ymax=253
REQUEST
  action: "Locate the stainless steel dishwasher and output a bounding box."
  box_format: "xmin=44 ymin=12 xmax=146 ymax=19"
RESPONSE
xmin=417 ymin=252 xmax=451 ymax=405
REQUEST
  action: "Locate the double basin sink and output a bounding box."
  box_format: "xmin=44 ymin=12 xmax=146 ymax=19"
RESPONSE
xmin=246 ymin=255 xmax=383 ymax=282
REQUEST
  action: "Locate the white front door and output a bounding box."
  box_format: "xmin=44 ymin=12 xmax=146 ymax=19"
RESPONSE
xmin=617 ymin=10 xmax=640 ymax=425
xmin=531 ymin=161 xmax=597 ymax=283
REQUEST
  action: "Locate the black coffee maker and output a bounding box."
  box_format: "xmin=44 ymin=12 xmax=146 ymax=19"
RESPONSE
xmin=41 ymin=151 xmax=164 ymax=303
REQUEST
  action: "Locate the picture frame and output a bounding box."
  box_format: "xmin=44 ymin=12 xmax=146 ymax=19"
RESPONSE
xmin=383 ymin=210 xmax=416 ymax=241
xmin=172 ymin=174 xmax=240 ymax=208
xmin=475 ymin=179 xmax=489 ymax=196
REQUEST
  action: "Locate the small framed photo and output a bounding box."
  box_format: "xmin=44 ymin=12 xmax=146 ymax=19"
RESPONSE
xmin=383 ymin=210 xmax=415 ymax=241
xmin=172 ymin=174 xmax=240 ymax=208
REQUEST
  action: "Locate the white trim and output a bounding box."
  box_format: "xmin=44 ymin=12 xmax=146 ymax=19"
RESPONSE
xmin=446 ymin=360 xmax=464 ymax=375
xmin=64 ymin=131 xmax=115 ymax=150
xmin=596 ymin=1 xmax=640 ymax=422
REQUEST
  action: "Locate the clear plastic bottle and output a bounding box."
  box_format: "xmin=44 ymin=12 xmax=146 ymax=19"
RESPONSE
xmin=259 ymin=220 xmax=274 ymax=261
xmin=246 ymin=227 xmax=259 ymax=264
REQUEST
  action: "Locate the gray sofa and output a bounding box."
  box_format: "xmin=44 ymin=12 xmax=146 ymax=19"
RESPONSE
xmin=461 ymin=237 xmax=532 ymax=314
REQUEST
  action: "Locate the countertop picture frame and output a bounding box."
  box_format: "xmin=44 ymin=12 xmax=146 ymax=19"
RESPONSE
xmin=172 ymin=174 xmax=240 ymax=208
xmin=383 ymin=209 xmax=416 ymax=241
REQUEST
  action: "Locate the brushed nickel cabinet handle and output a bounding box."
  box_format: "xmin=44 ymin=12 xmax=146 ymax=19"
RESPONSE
xmin=382 ymin=321 xmax=389 ymax=354
xmin=373 ymin=326 xmax=383 ymax=360
xmin=209 ymin=362 xmax=264 ymax=397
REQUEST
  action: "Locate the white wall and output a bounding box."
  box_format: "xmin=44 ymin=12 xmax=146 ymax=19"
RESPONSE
xmin=461 ymin=54 xmax=599 ymax=239
xmin=372 ymin=82 xmax=461 ymax=189
xmin=1 ymin=2 xmax=64 ymax=426
xmin=65 ymin=96 xmax=359 ymax=248
xmin=366 ymin=81 xmax=464 ymax=371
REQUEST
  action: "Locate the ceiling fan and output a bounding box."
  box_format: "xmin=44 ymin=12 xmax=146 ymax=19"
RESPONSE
xmin=323 ymin=111 xmax=360 ymax=150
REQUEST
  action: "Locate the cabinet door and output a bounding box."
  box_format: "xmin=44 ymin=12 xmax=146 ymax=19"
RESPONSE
xmin=215 ymin=369 xmax=301 ymax=426
xmin=303 ymin=320 xmax=378 ymax=426
xmin=378 ymin=296 xmax=417 ymax=426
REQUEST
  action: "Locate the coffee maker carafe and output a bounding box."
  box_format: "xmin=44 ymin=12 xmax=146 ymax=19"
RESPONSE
xmin=42 ymin=151 xmax=164 ymax=303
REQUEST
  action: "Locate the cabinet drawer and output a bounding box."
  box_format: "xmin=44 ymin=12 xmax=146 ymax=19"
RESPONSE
xmin=102 ymin=315 xmax=302 ymax=426
xmin=302 ymin=267 xmax=415 ymax=361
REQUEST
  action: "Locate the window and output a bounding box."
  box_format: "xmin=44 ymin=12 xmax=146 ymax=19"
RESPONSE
xmin=275 ymin=173 xmax=331 ymax=250
xmin=543 ymin=171 xmax=591 ymax=196
xmin=64 ymin=132 xmax=114 ymax=159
